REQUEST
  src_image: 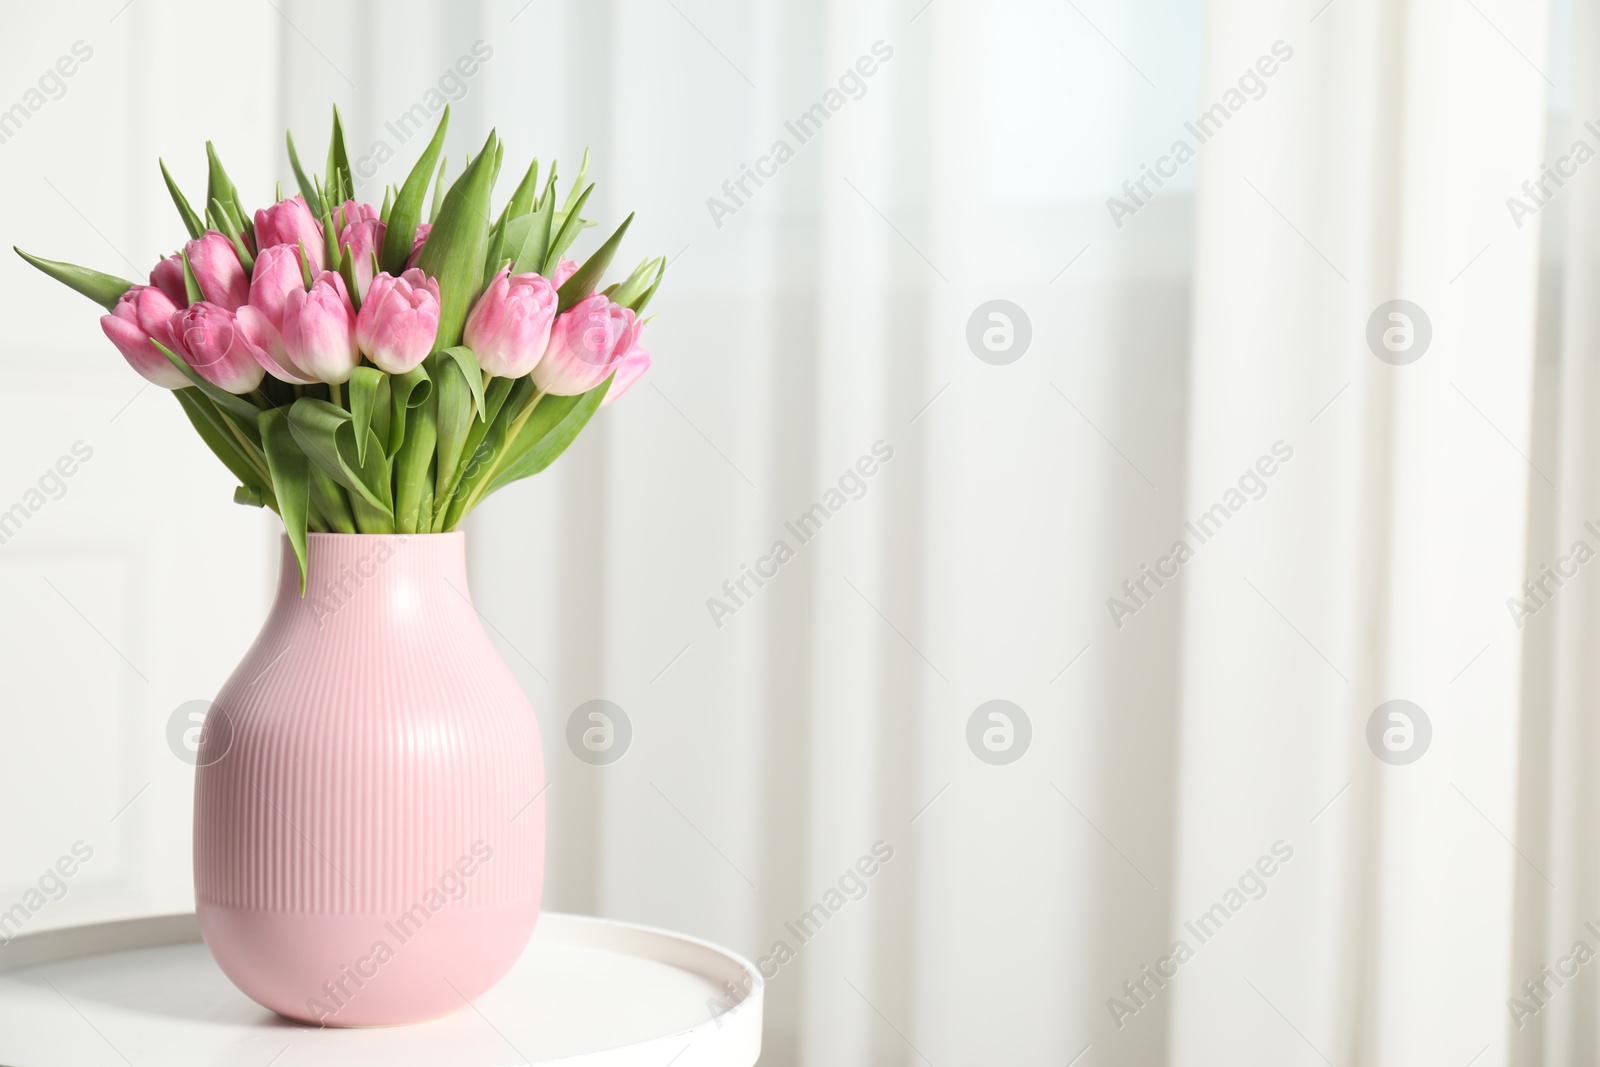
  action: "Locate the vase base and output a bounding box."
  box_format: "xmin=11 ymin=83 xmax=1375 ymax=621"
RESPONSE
xmin=197 ymin=898 xmax=540 ymax=1027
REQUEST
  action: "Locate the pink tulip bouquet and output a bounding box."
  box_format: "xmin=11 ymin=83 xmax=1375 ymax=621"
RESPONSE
xmin=17 ymin=108 xmax=660 ymax=586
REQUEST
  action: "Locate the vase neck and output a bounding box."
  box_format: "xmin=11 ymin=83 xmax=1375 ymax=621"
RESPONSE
xmin=275 ymin=533 xmax=474 ymax=629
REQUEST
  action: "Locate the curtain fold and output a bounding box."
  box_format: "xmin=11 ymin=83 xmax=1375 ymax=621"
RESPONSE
xmin=1173 ymin=2 xmax=1550 ymax=1065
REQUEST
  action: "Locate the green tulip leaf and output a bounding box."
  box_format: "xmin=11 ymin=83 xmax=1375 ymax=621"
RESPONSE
xmin=338 ymin=244 xmax=362 ymax=313
xmin=173 ymin=389 xmax=273 ymax=504
xmin=386 ymin=363 xmax=432 ymax=457
xmin=211 ymin=198 xmax=254 ymax=272
xmin=429 ymin=156 xmax=449 ymax=225
xmin=556 ymin=212 xmax=633 ymax=313
xmin=489 ymin=377 xmax=611 ymax=493
xmin=285 ymin=130 xmax=323 ymax=217
xmin=416 ymin=130 xmax=500 ymax=350
xmin=13 ymin=248 xmax=134 ymax=311
xmin=153 ymin=340 xmax=263 ymax=442
xmin=315 ymin=180 xmax=341 ymax=273
xmin=562 ymin=148 xmax=590 ymax=215
xmin=482 ymin=216 xmax=507 ymax=287
xmin=310 ymin=467 xmax=356 ymax=533
xmin=439 ymin=345 xmax=487 ymax=418
xmin=511 ymin=194 xmax=555 ymax=276
xmin=348 ymin=366 xmax=384 ymax=464
xmin=158 ymin=160 xmax=206 ymax=240
xmin=500 ymin=157 xmax=540 ymax=228
xmin=258 ymin=407 xmax=311 ymax=593
xmin=433 ymin=373 xmax=513 ymax=528
xmin=611 ymin=256 xmax=663 ymax=310
xmin=627 ymin=259 xmax=666 ymax=313
xmin=326 ymin=105 xmax=353 ymax=207
xmin=286 ymin=397 xmax=394 ymax=519
xmin=393 ymin=388 xmax=438 ymax=533
xmin=205 ymin=142 xmax=245 ymax=235
xmin=381 ymin=107 xmax=449 ymax=275
xmin=179 ymin=249 xmax=203 ymax=305
xmin=541 ymin=183 xmax=593 ymax=276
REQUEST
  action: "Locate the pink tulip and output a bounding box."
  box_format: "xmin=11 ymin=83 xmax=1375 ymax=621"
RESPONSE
xmin=404 ymin=223 xmax=431 ymax=272
xmin=552 ymin=258 xmax=579 ymax=287
xmin=233 ymin=305 xmax=311 ymax=385
xmin=335 ymin=200 xmax=379 ymax=231
xmin=281 ymin=272 xmax=359 ymax=383
xmin=464 ymin=269 xmax=558 ymax=377
xmin=338 ymin=216 xmax=386 ymax=299
xmin=531 ymin=294 xmax=640 ymax=396
xmin=356 ymin=270 xmax=441 ymax=374
xmin=253 ymin=195 xmax=325 ymax=272
xmin=100 ymin=285 xmax=189 ymax=389
xmin=185 ymin=231 xmax=249 ymax=311
xmin=601 ymin=344 xmax=651 ymax=406
xmin=150 ymin=253 xmax=188 ymax=307
xmin=169 ymin=302 xmax=266 ymax=394
xmin=248 ymin=245 xmax=306 ymax=331
xmin=241 ymin=245 xmax=317 ymax=384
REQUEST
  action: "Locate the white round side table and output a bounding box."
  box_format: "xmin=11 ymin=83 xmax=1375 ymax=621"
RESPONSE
xmin=0 ymin=912 xmax=763 ymax=1066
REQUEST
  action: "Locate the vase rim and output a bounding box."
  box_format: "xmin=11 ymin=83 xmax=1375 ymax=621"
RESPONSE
xmin=298 ymin=531 xmax=465 ymax=540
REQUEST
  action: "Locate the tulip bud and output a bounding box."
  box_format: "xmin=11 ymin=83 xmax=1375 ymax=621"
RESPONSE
xmin=150 ymin=253 xmax=188 ymax=307
xmin=248 ymin=245 xmax=306 ymax=332
xmin=169 ymin=302 xmax=266 ymax=394
xmin=531 ymin=294 xmax=640 ymax=396
xmin=338 ymin=216 xmax=386 ymax=299
xmin=281 ymin=272 xmax=359 ymax=384
xmin=404 ymin=223 xmax=431 ymax=272
xmin=601 ymin=344 xmax=651 ymax=407
xmin=552 ymin=258 xmax=579 ymax=288
xmin=235 ymin=304 xmax=314 ymax=385
xmin=463 ymin=269 xmax=558 ymax=377
xmin=242 ymin=245 xmax=317 ymax=384
xmin=185 ymin=231 xmax=250 ymax=311
xmin=356 ymin=269 xmax=441 ymax=374
xmin=253 ymin=195 xmax=325 ymax=272
xmin=335 ymin=200 xmax=378 ymax=228
xmin=100 ymin=285 xmax=189 ymax=389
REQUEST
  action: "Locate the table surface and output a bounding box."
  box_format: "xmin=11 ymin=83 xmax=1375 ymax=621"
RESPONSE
xmin=0 ymin=912 xmax=763 ymax=1066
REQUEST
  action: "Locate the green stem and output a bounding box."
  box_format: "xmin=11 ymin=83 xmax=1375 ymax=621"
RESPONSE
xmin=222 ymin=413 xmax=272 ymax=485
xmin=446 ymin=390 xmax=544 ymax=527
xmin=329 ymin=380 xmax=343 ymax=409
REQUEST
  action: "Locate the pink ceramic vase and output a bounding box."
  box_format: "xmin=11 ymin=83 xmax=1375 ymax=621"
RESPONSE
xmin=193 ymin=533 xmax=545 ymax=1026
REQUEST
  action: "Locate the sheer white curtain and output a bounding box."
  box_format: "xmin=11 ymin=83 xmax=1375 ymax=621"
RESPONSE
xmin=1173 ymin=0 xmax=1551 ymax=1064
xmin=3 ymin=0 xmax=1590 ymax=1064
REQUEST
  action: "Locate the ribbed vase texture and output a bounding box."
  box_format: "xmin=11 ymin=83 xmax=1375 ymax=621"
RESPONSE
xmin=194 ymin=533 xmax=545 ymax=1026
